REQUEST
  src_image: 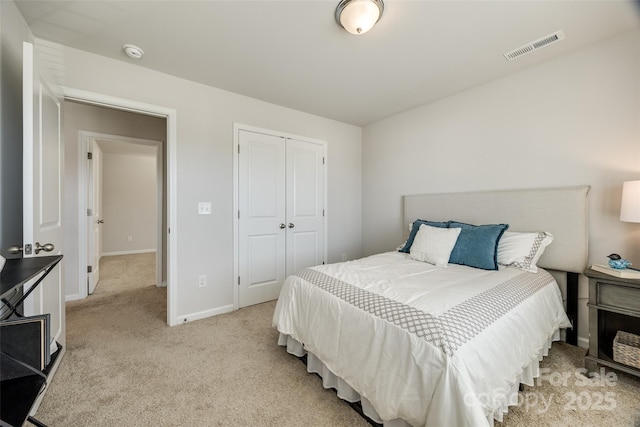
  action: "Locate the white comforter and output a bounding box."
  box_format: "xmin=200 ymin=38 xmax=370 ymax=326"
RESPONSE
xmin=272 ymin=251 xmax=571 ymax=427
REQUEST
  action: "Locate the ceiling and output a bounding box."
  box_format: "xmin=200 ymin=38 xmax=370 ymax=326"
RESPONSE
xmin=15 ymin=0 xmax=640 ymax=126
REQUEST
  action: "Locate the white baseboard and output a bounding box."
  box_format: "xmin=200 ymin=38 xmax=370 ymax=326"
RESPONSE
xmin=177 ymin=304 xmax=234 ymax=325
xmin=65 ymin=293 xmax=85 ymax=302
xmin=577 ymin=336 xmax=589 ymax=349
xmin=102 ymin=249 xmax=156 ymax=256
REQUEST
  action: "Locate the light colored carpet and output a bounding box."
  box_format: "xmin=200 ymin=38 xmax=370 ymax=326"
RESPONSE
xmin=93 ymin=253 xmax=157 ymax=295
xmin=34 ymin=254 xmax=640 ymax=426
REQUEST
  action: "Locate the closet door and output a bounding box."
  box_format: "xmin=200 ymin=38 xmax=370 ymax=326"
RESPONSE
xmin=285 ymin=139 xmax=325 ymax=276
xmin=238 ymin=130 xmax=286 ymax=308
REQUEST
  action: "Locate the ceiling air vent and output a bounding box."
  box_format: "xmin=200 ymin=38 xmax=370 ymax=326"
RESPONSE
xmin=504 ymin=31 xmax=565 ymax=61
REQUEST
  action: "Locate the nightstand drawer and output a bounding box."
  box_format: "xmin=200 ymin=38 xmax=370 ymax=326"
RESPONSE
xmin=598 ymin=282 xmax=640 ymax=312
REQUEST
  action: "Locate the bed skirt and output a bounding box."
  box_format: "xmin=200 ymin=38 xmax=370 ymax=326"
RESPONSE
xmin=278 ymin=330 xmax=561 ymax=427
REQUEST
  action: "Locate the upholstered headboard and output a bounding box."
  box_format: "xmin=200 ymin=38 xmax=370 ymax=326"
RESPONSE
xmin=403 ymin=186 xmax=590 ymax=274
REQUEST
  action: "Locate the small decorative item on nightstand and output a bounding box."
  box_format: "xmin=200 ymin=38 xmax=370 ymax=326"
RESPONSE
xmin=591 ymin=253 xmax=640 ymax=279
xmin=607 ymin=253 xmax=631 ymax=269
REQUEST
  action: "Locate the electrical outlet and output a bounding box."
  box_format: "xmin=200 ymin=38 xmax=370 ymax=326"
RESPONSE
xmin=341 ymin=253 xmax=347 ymax=262
xmin=198 ymin=202 xmax=212 ymax=215
xmin=198 ymin=275 xmax=207 ymax=288
xmin=127 ymin=235 xmax=133 ymax=242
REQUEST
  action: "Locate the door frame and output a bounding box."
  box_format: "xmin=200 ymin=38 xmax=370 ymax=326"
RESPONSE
xmin=232 ymin=123 xmax=328 ymax=310
xmin=63 ymin=86 xmax=179 ymax=326
xmin=77 ymin=131 xmax=165 ymax=297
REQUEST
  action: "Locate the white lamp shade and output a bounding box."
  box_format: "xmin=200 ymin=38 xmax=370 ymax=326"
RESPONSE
xmin=338 ymin=0 xmax=382 ymax=35
xmin=620 ymin=180 xmax=640 ymax=223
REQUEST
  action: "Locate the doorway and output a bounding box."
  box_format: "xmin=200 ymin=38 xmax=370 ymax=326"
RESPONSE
xmin=62 ymin=89 xmax=178 ymax=326
xmin=80 ymin=132 xmax=164 ymax=296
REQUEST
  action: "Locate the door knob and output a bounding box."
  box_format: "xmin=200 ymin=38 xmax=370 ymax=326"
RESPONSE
xmin=8 ymin=245 xmax=23 ymax=254
xmin=8 ymin=244 xmax=32 ymax=255
xmin=97 ymin=219 xmax=104 ymax=224
xmin=279 ymin=223 xmax=286 ymax=229
xmin=35 ymin=242 xmax=55 ymax=254
xmin=288 ymin=223 xmax=295 ymax=228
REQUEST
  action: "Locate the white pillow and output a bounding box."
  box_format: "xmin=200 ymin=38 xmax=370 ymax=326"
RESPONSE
xmin=497 ymin=231 xmax=554 ymax=273
xmin=410 ymin=224 xmax=461 ymax=267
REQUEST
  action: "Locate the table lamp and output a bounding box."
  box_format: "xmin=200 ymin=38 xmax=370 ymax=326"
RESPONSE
xmin=621 ymin=180 xmax=640 ymax=268
xmin=621 ymin=180 xmax=640 ymax=224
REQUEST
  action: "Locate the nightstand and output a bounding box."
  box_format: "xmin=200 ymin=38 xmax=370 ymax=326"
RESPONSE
xmin=584 ymin=268 xmax=640 ymax=378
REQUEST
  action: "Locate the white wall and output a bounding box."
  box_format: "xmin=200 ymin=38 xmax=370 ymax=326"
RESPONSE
xmin=56 ymin=44 xmax=363 ymax=320
xmin=102 ymin=152 xmax=157 ymax=255
xmin=63 ymin=101 xmax=166 ymax=300
xmin=362 ymin=29 xmax=640 ymax=346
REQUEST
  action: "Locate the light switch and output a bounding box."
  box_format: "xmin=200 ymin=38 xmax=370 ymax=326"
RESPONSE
xmin=198 ymin=202 xmax=212 ymax=215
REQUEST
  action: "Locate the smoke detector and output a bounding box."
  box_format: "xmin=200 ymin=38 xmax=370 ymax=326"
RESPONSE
xmin=504 ymin=31 xmax=565 ymax=61
xmin=123 ymin=44 xmax=144 ymax=60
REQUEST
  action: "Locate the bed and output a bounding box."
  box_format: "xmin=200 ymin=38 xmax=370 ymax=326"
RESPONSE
xmin=272 ymin=186 xmax=590 ymax=426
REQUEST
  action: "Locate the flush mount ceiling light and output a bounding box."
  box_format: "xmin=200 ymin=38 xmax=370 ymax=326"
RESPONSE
xmin=335 ymin=0 xmax=384 ymax=35
xmin=123 ymin=44 xmax=144 ymax=59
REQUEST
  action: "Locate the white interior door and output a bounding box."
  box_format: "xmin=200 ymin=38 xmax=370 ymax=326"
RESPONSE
xmin=285 ymin=138 xmax=325 ymax=276
xmin=87 ymin=139 xmax=103 ymax=294
xmin=238 ymin=130 xmax=286 ymax=308
xmin=22 ymin=41 xmax=65 ymax=352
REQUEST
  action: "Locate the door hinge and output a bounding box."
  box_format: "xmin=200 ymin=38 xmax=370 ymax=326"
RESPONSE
xmin=238 ymin=276 xmax=240 ymax=285
xmin=87 ymin=208 xmax=92 ymax=216
xmin=87 ymin=265 xmax=93 ymax=273
xmin=87 ymin=152 xmax=93 ymax=160
xmin=238 ymin=210 xmax=240 ymax=219
xmin=238 ymin=145 xmax=240 ymax=154
xmin=322 ymin=157 xmax=325 ymax=165
xmin=322 ymin=209 xmax=325 ymax=217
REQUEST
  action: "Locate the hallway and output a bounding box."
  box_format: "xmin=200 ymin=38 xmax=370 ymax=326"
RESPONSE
xmin=93 ymin=253 xmax=157 ymax=296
